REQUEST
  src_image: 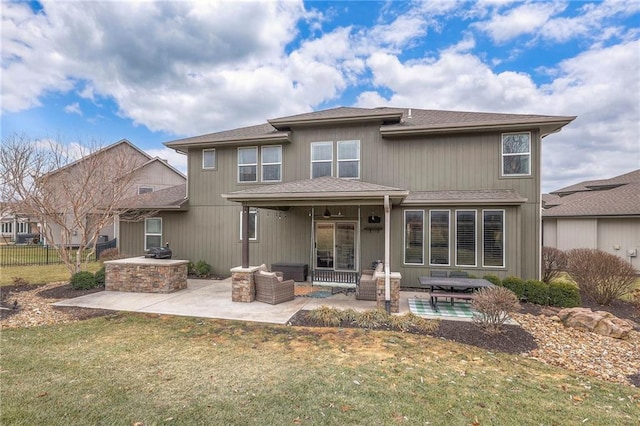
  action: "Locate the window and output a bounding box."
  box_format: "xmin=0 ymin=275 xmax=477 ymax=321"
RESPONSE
xmin=502 ymin=133 xmax=531 ymax=176
xmin=337 ymin=140 xmax=360 ymax=178
xmin=16 ymin=222 xmax=29 ymax=234
xmin=203 ymin=148 xmax=216 ymax=170
xmin=138 ymin=186 xmax=153 ymax=195
xmin=483 ymin=210 xmax=505 ymax=267
xmin=239 ymin=209 xmax=258 ymax=241
xmin=261 ymin=145 xmax=282 ymax=182
xmin=238 ymin=147 xmax=257 ymax=182
xmin=1 ymin=222 xmax=11 ymax=234
xmin=145 ymin=218 xmax=162 ymax=250
xmin=456 ymin=210 xmax=477 ymax=266
xmin=311 ymin=142 xmax=333 ymax=178
xmin=429 ymin=210 xmax=449 ymax=265
xmin=404 ymin=210 xmax=424 ymax=265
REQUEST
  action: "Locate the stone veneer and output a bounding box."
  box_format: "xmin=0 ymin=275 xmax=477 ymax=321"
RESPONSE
xmin=376 ymin=272 xmax=401 ymax=313
xmin=105 ymin=257 xmax=189 ymax=293
xmin=230 ymin=266 xmax=260 ymax=302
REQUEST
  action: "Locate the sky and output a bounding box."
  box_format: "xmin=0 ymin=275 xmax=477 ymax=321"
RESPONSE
xmin=1 ymin=0 xmax=639 ymax=193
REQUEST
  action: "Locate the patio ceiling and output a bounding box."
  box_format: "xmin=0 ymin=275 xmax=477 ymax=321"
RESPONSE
xmin=222 ymin=176 xmax=409 ymax=207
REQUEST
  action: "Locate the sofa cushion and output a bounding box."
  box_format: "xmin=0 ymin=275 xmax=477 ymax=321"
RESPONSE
xmin=259 ymin=263 xmax=269 ymax=272
xmin=374 ymin=262 xmax=384 ymax=273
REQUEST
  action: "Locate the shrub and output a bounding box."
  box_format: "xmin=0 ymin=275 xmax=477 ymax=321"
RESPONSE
xmin=501 ymin=276 xmax=526 ymax=300
xmin=471 ymin=287 xmax=520 ymax=334
xmin=70 ymin=271 xmax=97 ymax=290
xmin=548 ymin=279 xmax=581 ymax=307
xmin=631 ymin=288 xmax=640 ymax=309
xmin=541 ymin=246 xmax=567 ymax=284
xmin=308 ymin=306 xmax=342 ymax=327
xmin=388 ymin=312 xmax=439 ymax=333
xmin=189 ymin=260 xmax=212 ymax=278
xmin=98 ymin=248 xmax=122 ymax=262
xmin=12 ymin=277 xmax=29 ymax=286
xmin=94 ymin=267 xmax=106 ymax=286
xmin=354 ymin=309 xmax=390 ymax=329
xmin=482 ymin=274 xmax=502 ymax=286
xmin=566 ymin=248 xmax=637 ymax=305
xmin=523 ymin=280 xmax=549 ymax=305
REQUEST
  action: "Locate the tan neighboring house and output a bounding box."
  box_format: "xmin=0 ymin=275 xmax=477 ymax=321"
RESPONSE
xmin=542 ymin=169 xmax=640 ymax=269
xmin=41 ymin=139 xmax=186 ymax=247
xmin=118 ymin=106 xmax=574 ymax=282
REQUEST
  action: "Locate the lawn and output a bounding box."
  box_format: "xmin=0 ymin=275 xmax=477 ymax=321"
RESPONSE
xmin=0 ymin=244 xmax=96 ymax=268
xmin=1 ymin=314 xmax=638 ymax=425
xmin=0 ymin=263 xmax=102 ymax=286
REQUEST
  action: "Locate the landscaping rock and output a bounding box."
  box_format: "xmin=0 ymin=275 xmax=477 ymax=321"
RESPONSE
xmin=558 ymin=307 xmax=634 ymax=339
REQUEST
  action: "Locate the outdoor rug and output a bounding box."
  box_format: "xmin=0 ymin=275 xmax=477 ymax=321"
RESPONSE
xmin=408 ymin=298 xmax=475 ymax=318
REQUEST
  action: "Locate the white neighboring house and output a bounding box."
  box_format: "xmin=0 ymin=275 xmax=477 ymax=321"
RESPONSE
xmin=0 ymin=207 xmax=38 ymax=243
xmin=39 ymin=139 xmax=186 ymax=247
xmin=542 ymin=169 xmax=640 ymax=270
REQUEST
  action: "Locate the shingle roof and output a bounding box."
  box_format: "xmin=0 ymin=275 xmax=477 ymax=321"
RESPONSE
xmin=543 ymin=169 xmax=640 ymax=217
xmin=222 ymin=176 xmax=408 ymax=203
xmin=404 ymin=189 xmax=527 ymax=205
xmin=165 ymin=106 xmax=575 ymax=149
xmin=119 ymin=184 xmax=187 ymax=210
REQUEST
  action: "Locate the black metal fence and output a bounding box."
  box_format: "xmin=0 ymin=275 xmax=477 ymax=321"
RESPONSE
xmin=0 ymin=239 xmax=116 ymax=267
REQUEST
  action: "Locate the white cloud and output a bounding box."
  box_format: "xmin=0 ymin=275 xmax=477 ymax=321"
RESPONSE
xmin=64 ymin=102 xmax=82 ymax=115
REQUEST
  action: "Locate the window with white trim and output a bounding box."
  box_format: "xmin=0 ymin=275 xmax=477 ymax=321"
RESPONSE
xmin=429 ymin=210 xmax=449 ymax=266
xmin=17 ymin=222 xmax=29 ymax=233
xmin=203 ymin=148 xmax=216 ymax=170
xmin=337 ymin=140 xmax=360 ymax=179
xmin=240 ymin=209 xmax=258 ymax=241
xmin=404 ymin=210 xmax=424 ymax=265
xmin=502 ymin=132 xmax=531 ymax=176
xmin=238 ymin=147 xmax=258 ymax=182
xmin=138 ymin=186 xmax=153 ymax=195
xmin=311 ymin=142 xmax=333 ymax=178
xmin=483 ymin=210 xmax=505 ymax=267
xmin=1 ymin=222 xmax=12 ymax=234
xmin=144 ymin=218 xmax=162 ymax=250
xmin=261 ymin=145 xmax=282 ymax=182
xmin=456 ymin=210 xmax=477 ymax=266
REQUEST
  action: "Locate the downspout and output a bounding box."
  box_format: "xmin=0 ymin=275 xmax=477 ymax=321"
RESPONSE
xmin=384 ymin=195 xmax=391 ymax=313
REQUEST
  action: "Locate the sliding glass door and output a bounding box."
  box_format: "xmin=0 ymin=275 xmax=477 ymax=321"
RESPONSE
xmin=315 ymin=222 xmax=356 ymax=271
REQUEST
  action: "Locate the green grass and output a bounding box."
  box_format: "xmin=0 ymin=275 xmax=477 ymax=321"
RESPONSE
xmin=0 ymin=263 xmax=102 ymax=286
xmin=1 ymin=314 xmax=638 ymax=425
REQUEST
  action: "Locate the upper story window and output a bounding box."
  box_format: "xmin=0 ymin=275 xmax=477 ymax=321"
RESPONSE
xmin=238 ymin=147 xmax=258 ymax=182
xmin=261 ymin=145 xmax=282 ymax=182
xmin=502 ymin=132 xmax=531 ymax=176
xmin=311 ymin=142 xmax=333 ymax=178
xmin=138 ymin=186 xmax=153 ymax=195
xmin=337 ymin=140 xmax=360 ymax=179
xmin=203 ymin=148 xmax=216 ymax=170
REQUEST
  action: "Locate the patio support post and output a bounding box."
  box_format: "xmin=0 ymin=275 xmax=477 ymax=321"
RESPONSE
xmin=384 ymin=195 xmax=391 ymax=313
xmin=242 ymin=204 xmax=250 ymax=268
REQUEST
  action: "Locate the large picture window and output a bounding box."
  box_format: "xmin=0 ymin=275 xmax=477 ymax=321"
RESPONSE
xmin=311 ymin=142 xmax=333 ymax=178
xmin=404 ymin=210 xmax=424 ymax=265
xmin=429 ymin=210 xmax=449 ymax=265
xmin=502 ymin=133 xmax=531 ymax=176
xmin=145 ymin=218 xmax=162 ymax=250
xmin=203 ymin=148 xmax=216 ymax=170
xmin=238 ymin=147 xmax=258 ymax=182
xmin=456 ymin=210 xmax=477 ymax=266
xmin=483 ymin=210 xmax=505 ymax=267
xmin=337 ymin=140 xmax=360 ymax=179
xmin=261 ymin=145 xmax=282 ymax=182
xmin=240 ymin=209 xmax=258 ymax=241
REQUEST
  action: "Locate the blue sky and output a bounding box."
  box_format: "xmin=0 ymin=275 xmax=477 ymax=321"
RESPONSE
xmin=2 ymin=0 xmax=639 ymax=192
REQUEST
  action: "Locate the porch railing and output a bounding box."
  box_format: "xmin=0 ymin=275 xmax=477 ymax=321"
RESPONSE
xmin=312 ymin=269 xmax=359 ymax=285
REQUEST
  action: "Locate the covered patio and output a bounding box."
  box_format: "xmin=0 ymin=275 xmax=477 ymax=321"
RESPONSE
xmin=53 ymin=278 xmax=479 ymax=324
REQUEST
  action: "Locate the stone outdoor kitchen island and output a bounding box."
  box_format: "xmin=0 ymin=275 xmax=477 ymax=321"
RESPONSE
xmin=105 ymin=257 xmax=189 ymax=293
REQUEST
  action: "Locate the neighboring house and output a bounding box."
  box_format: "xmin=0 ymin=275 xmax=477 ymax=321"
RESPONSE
xmin=118 ymin=107 xmax=574 ymax=282
xmin=542 ymin=169 xmax=640 ymax=269
xmin=0 ymin=203 xmax=38 ymax=243
xmin=42 ymin=139 xmax=186 ymax=246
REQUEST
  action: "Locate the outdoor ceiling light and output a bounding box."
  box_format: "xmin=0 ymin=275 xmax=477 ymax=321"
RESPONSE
xmin=323 ymin=207 xmax=331 ymax=218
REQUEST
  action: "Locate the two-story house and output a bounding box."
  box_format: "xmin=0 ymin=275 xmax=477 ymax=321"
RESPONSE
xmin=118 ymin=107 xmax=574 ymax=285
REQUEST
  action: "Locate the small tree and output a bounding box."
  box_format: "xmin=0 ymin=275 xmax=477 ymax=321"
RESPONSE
xmin=565 ymin=248 xmax=638 ymax=305
xmin=541 ymin=246 xmax=567 ymax=284
xmin=0 ymin=134 xmax=155 ymax=275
